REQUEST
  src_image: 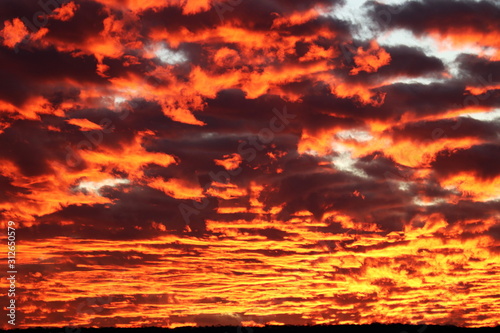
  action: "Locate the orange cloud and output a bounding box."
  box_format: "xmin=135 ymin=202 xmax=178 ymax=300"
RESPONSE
xmin=215 ymin=153 xmax=243 ymax=171
xmin=66 ymin=118 xmax=103 ymax=131
xmin=350 ymin=41 xmax=392 ymax=75
xmin=440 ymin=172 xmax=500 ymax=202
xmin=50 ymin=1 xmax=78 ymax=21
xmin=0 ymin=18 xmax=28 ymax=48
xmin=148 ymin=178 xmax=204 ymax=200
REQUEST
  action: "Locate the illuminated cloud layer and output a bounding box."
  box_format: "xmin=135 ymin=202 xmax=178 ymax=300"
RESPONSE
xmin=0 ymin=0 xmax=499 ymax=329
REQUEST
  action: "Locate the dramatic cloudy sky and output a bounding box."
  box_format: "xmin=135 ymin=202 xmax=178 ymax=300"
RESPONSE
xmin=1 ymin=0 xmax=499 ymax=329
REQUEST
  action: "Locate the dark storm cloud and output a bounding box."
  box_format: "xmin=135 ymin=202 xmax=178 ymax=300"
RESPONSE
xmin=374 ymin=81 xmax=499 ymax=119
xmin=140 ymin=93 xmax=305 ymax=188
xmin=43 ymin=0 xmax=108 ymax=44
xmin=457 ymin=54 xmax=500 ymax=80
xmin=427 ymin=200 xmax=500 ymax=224
xmin=66 ymin=100 xmax=170 ymax=150
xmin=0 ymin=0 xmax=108 ymax=48
xmin=432 ymin=143 xmax=500 ymax=179
xmin=144 ymin=242 xmax=210 ymax=251
xmin=258 ymin=161 xmax=420 ymax=231
xmin=297 ymin=80 xmax=492 ymax=122
xmin=144 ymin=130 xmax=299 ymax=197
xmin=44 ymin=87 xmax=81 ymax=108
xmin=0 ymin=113 xmax=132 ymax=177
xmin=285 ymin=14 xmax=350 ymax=38
xmin=0 ymin=44 xmax=104 ymax=106
xmin=389 ymin=117 xmax=500 ymax=142
xmin=139 ymin=6 xmax=217 ymax=35
xmin=197 ymin=90 xmax=299 ymax=132
xmin=0 ymin=0 xmax=69 ymax=24
xmin=363 ymin=45 xmax=445 ymax=79
xmin=213 ymin=212 xmax=257 ymax=223
xmin=333 ymin=44 xmax=445 ymax=85
xmin=195 ymin=296 xmax=232 ymax=304
xmin=0 ymin=174 xmax=30 ymax=202
xmin=237 ymin=227 xmax=297 ymax=240
xmin=489 ymin=225 xmax=500 ymax=241
xmin=8 ymin=45 xmax=102 ymax=83
xmin=0 ymin=119 xmax=67 ymax=176
xmin=102 ymin=54 xmax=175 ymax=81
xmin=32 ymin=185 xmax=218 ymax=240
xmin=367 ymin=0 xmax=500 ymax=34
xmin=354 ymin=152 xmax=413 ymax=179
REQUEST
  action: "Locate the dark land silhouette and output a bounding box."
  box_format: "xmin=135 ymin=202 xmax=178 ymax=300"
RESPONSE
xmin=1 ymin=324 xmax=499 ymax=333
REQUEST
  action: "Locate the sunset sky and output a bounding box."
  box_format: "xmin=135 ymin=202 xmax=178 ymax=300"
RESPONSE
xmin=1 ymin=0 xmax=500 ymax=329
